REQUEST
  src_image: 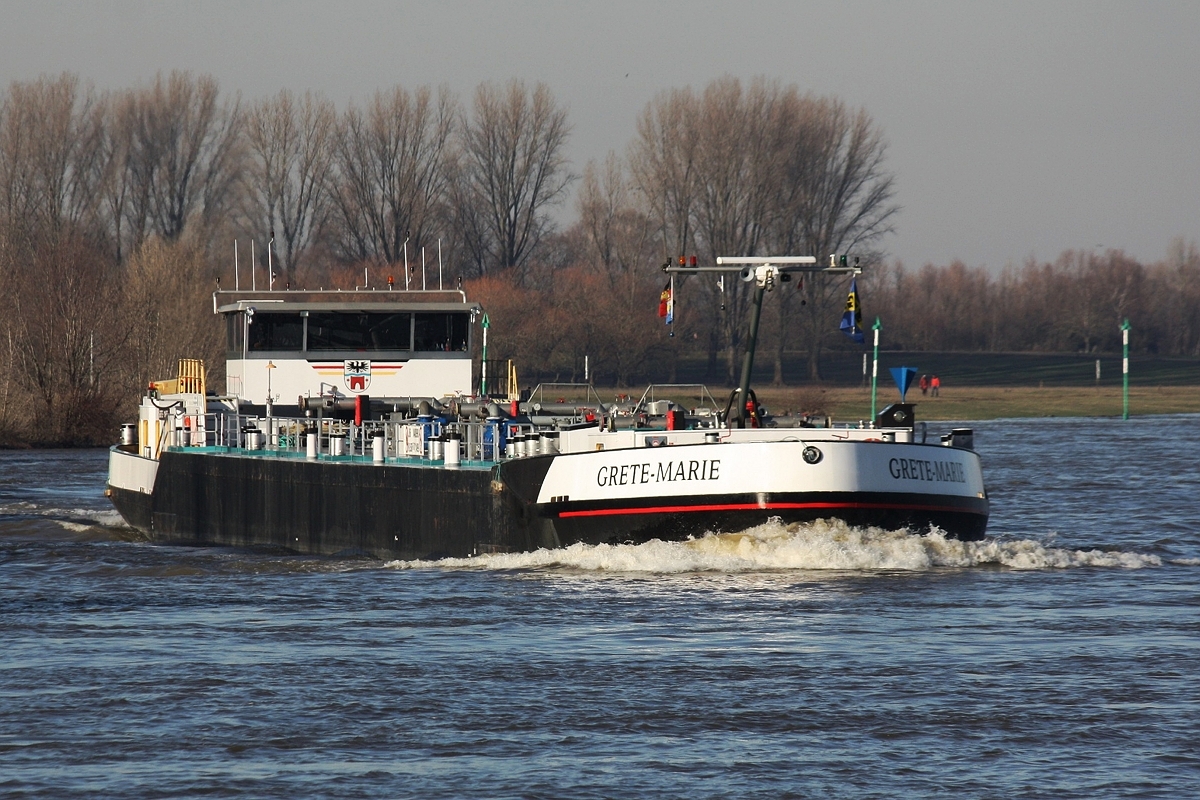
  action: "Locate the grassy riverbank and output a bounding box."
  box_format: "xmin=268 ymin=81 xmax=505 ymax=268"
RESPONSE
xmin=749 ymin=385 xmax=1200 ymax=421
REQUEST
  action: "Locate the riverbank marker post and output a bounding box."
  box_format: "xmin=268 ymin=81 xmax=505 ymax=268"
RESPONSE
xmin=870 ymin=317 xmax=882 ymax=420
xmin=1121 ymin=318 xmax=1130 ymax=420
xmin=481 ymin=313 xmax=491 ymax=396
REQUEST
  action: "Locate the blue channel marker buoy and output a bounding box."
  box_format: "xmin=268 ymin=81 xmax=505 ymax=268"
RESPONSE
xmin=889 ymin=366 xmax=918 ymax=402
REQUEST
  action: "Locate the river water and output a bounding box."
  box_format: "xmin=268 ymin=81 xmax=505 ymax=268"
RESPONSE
xmin=2 ymin=416 xmax=1198 ymax=798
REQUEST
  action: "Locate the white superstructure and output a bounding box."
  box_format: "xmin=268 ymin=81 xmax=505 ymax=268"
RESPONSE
xmin=215 ymin=290 xmax=480 ymax=405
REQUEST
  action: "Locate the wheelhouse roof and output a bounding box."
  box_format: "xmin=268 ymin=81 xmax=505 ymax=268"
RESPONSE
xmin=213 ymin=289 xmax=480 ymax=316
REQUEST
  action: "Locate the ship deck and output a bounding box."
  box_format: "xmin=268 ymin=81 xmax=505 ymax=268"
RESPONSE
xmin=180 ymin=445 xmax=496 ymax=470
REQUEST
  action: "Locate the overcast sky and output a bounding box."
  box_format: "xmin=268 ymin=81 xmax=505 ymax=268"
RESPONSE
xmin=2 ymin=0 xmax=1197 ymax=270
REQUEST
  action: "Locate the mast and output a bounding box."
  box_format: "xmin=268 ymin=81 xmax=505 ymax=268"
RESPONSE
xmin=735 ymin=282 xmax=766 ymax=426
xmin=663 ymin=256 xmax=860 ymax=427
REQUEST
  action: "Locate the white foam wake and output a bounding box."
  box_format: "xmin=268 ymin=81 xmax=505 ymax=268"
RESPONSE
xmin=386 ymin=518 xmax=1162 ymax=573
xmin=57 ymin=508 xmax=129 ymax=530
xmin=0 ymin=501 xmax=131 ymax=530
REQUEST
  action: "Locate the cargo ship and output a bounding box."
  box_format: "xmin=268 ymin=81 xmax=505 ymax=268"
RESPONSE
xmin=106 ymin=257 xmax=989 ymax=558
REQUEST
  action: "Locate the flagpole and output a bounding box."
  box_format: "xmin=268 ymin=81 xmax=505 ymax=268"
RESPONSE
xmin=870 ymin=317 xmax=881 ymax=421
xmin=1121 ymin=318 xmax=1130 ymax=420
xmin=668 ymin=274 xmax=675 ymax=337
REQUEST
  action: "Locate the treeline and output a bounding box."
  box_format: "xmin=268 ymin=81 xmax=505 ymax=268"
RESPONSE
xmin=0 ymin=72 xmax=897 ymax=442
xmin=0 ymin=71 xmax=577 ymax=443
xmin=459 ymin=242 xmax=1200 ymax=389
xmin=1 ymin=71 xmax=1195 ymax=444
xmin=864 ymin=244 xmax=1200 ymax=357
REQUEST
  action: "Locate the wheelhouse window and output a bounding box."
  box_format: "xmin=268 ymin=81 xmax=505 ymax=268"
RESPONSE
xmin=307 ymin=312 xmax=412 ymax=351
xmin=227 ymin=313 xmax=244 ymax=351
xmin=414 ymin=312 xmax=469 ymax=351
xmin=247 ymin=313 xmax=304 ymax=351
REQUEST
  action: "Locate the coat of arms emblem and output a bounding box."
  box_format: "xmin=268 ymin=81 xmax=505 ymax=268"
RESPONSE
xmin=344 ymin=360 xmax=371 ymax=392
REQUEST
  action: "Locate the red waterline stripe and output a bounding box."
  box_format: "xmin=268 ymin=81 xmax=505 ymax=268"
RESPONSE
xmin=558 ymin=501 xmax=983 ymax=519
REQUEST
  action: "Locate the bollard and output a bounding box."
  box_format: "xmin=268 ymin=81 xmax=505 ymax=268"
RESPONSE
xmin=372 ymin=431 xmax=385 ymax=464
xmin=445 ymin=430 xmax=461 ymax=468
xmin=242 ymin=425 xmax=262 ymax=450
xmin=948 ymin=428 xmax=974 ymax=450
xmin=306 ymin=427 xmax=318 ymax=459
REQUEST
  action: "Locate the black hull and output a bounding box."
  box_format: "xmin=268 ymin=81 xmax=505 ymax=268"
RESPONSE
xmin=108 ymin=449 xmax=989 ymax=560
xmin=545 ymin=492 xmax=989 ymax=544
xmin=109 ymin=450 xmax=558 ymax=560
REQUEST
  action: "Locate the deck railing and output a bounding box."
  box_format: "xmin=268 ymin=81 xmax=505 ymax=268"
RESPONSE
xmin=167 ymin=412 xmax=538 ymax=465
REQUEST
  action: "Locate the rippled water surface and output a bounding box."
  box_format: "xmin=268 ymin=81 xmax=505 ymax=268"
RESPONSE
xmin=2 ymin=416 xmax=1199 ymax=798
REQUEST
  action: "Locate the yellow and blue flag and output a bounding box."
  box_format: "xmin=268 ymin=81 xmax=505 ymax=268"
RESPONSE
xmin=840 ymin=278 xmax=864 ymax=343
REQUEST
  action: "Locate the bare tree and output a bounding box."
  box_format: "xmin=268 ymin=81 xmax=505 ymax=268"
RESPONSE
xmin=121 ymin=235 xmax=225 ymax=395
xmin=0 ymin=86 xmax=35 ymax=231
xmin=244 ymin=89 xmax=336 ymax=284
xmin=0 ymin=74 xmax=109 ymax=240
xmin=628 ymin=86 xmax=708 ymax=382
xmin=1160 ymin=238 xmax=1200 ymax=356
xmin=97 ymin=91 xmax=135 ymax=261
xmin=694 ymin=78 xmax=802 ymax=382
xmin=458 ymin=80 xmax=573 ymax=278
xmin=630 ymin=78 xmax=833 ymax=383
xmin=326 ymin=85 xmax=456 ymax=270
xmin=778 ymin=97 xmax=898 ymax=379
xmin=578 ymin=153 xmax=657 ymax=285
xmin=629 ymin=86 xmax=701 ymax=263
xmin=576 ymin=153 xmax=661 ymax=384
xmin=7 ymin=230 xmax=126 ymax=442
xmin=118 ymin=71 xmax=243 ymax=247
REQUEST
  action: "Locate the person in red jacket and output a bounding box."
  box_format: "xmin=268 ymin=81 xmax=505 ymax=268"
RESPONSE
xmin=931 ymin=375 xmax=941 ymax=397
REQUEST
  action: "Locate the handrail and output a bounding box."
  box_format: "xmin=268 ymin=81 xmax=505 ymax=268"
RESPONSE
xmin=527 ymin=382 xmax=607 ymax=409
xmin=184 ymin=412 xmax=514 ymax=464
xmin=634 ymin=383 xmax=721 ymax=413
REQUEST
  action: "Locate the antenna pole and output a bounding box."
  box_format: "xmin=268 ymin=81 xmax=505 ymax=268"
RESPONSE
xmin=438 ymin=238 xmax=443 ymax=290
xmin=735 ymin=284 xmax=766 ymax=427
xmin=234 ymin=240 xmax=239 ymax=290
xmin=251 ymin=240 xmax=256 ymax=291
